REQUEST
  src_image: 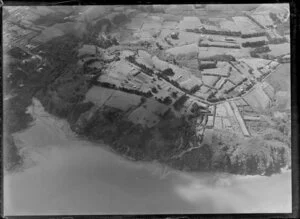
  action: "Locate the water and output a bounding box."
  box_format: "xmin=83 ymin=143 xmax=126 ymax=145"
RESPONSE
xmin=4 ymin=98 xmax=292 ymax=215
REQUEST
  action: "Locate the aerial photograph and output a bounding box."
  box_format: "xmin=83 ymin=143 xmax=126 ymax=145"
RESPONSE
xmin=3 ymin=4 xmax=291 ymax=215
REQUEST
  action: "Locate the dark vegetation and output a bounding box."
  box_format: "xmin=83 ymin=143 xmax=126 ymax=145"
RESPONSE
xmin=241 ymin=31 xmax=266 ymax=38
xmin=199 ymin=54 xmax=236 ymax=62
xmin=269 ymin=12 xmax=282 ymax=25
xmin=173 ymin=95 xmax=189 ymax=111
xmin=112 ymin=13 xmax=128 ymax=25
xmin=170 ymin=130 xmax=290 ymax=175
xmin=94 ymin=81 xmax=154 ymax=98
xmin=250 ymin=46 xmax=271 ymax=57
xmin=242 ymin=40 xmax=267 ymax=48
xmin=75 ymin=108 xmax=199 ymax=162
xmin=186 ymin=28 xmax=241 ymax=37
xmin=7 ymin=47 xmax=31 ymax=59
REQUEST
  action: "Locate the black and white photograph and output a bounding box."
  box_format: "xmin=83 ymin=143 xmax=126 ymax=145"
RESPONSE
xmin=3 ymin=4 xmax=293 ymax=216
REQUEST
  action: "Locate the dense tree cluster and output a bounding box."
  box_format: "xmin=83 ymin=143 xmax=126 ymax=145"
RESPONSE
xmin=199 ymin=54 xmax=236 ymax=62
xmin=199 ymin=61 xmax=217 ymax=70
xmin=250 ymin=46 xmax=271 ymax=57
xmin=242 ymin=40 xmax=267 ymax=48
xmin=161 ymin=68 xmax=175 ymax=76
xmin=95 ymin=81 xmax=154 ymax=98
xmin=199 ymin=41 xmax=240 ymax=49
xmin=173 ymin=94 xmax=189 ymax=111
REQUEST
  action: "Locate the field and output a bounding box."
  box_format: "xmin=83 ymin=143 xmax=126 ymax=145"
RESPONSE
xmin=136 ymin=50 xmax=154 ymax=68
xmin=266 ymin=63 xmax=290 ymax=92
xmin=143 ymin=98 xmax=169 ymax=116
xmin=33 ymin=26 xmax=65 ymax=42
xmin=125 ymin=17 xmax=144 ymax=30
xmin=178 ymin=16 xmax=202 ymax=30
xmin=251 ymin=14 xmax=274 ymax=27
xmin=274 ymin=91 xmax=290 ymax=111
xmin=219 ymin=20 xmax=240 ymax=31
xmin=261 ymin=82 xmax=275 ymax=99
xmin=141 ymin=21 xmax=162 ymax=31
xmin=152 ymin=56 xmax=170 ymax=71
xmin=166 ymin=43 xmax=199 ymax=56
xmin=180 ymin=78 xmax=202 ymax=91
xmin=230 ymin=101 xmax=250 ymax=136
xmin=243 ymin=84 xmax=271 ymax=111
xmin=232 ymin=16 xmax=263 ymax=34
xmin=170 ymin=31 xmax=201 ymax=46
xmin=168 ymin=64 xmax=193 ymax=82
xmin=228 ymin=70 xmax=245 ymax=84
xmin=85 ymin=86 xmax=115 ymax=107
xmin=201 ymin=62 xmax=231 ymax=77
xmin=202 ymin=75 xmax=219 ymax=87
xmin=238 ymin=58 xmax=271 ymax=78
xmin=268 ymin=43 xmax=290 ymax=57
xmin=85 ymin=86 xmax=141 ymax=111
xmin=161 ymin=21 xmax=178 ymax=30
xmin=198 ymin=47 xmax=249 ymax=59
xmin=105 ymin=60 xmax=139 ymax=78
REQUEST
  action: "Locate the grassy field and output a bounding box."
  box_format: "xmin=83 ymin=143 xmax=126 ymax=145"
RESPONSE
xmin=243 ymin=84 xmax=271 ymax=111
xmin=268 ymin=43 xmax=290 ymax=57
xmin=232 ymin=16 xmax=263 ymax=34
xmin=85 ymin=86 xmax=141 ymax=111
xmin=266 ymin=63 xmax=290 ymax=92
xmin=166 ymin=43 xmax=199 ymax=56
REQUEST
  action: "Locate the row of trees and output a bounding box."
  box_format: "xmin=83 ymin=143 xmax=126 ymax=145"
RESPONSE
xmin=249 ymin=46 xmax=271 ymax=57
xmin=199 ymin=61 xmax=217 ymax=70
xmin=199 ymin=54 xmax=236 ymax=62
xmin=242 ymin=40 xmax=267 ymax=48
xmin=186 ymin=28 xmax=241 ymax=37
xmin=241 ymin=31 xmax=266 ymax=38
xmin=199 ymin=41 xmax=241 ymax=49
xmin=95 ymin=81 xmax=154 ymax=98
